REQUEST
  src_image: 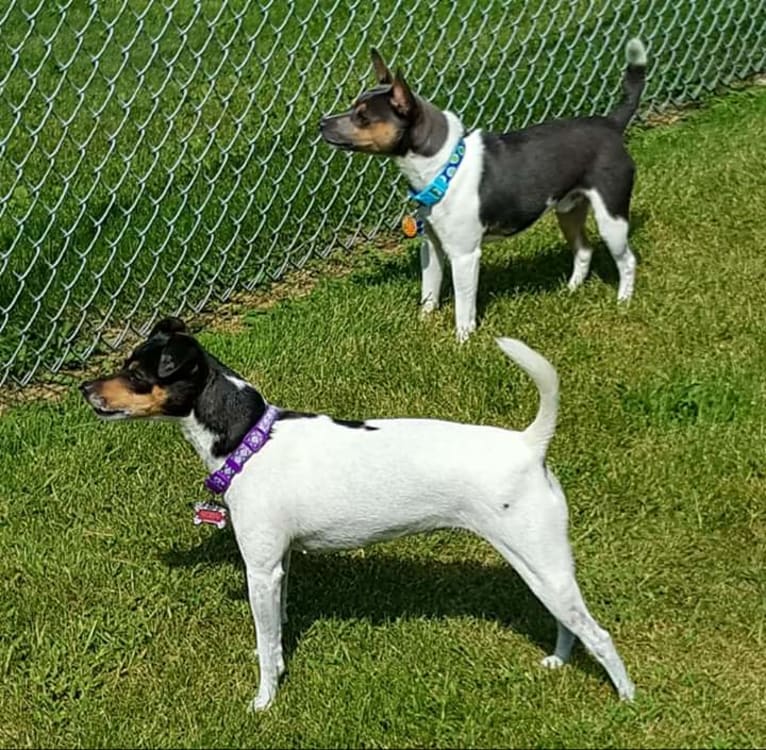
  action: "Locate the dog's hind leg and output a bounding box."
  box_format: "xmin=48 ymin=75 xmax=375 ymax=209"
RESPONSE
xmin=478 ymin=482 xmax=634 ymax=699
xmin=490 ymin=529 xmax=633 ymax=699
xmin=541 ymin=621 xmax=576 ymax=668
xmin=585 ymin=187 xmax=636 ymax=302
xmin=420 ymin=234 xmax=446 ymax=315
xmin=280 ymin=549 xmax=291 ymax=625
xmin=556 ymin=198 xmax=593 ymax=292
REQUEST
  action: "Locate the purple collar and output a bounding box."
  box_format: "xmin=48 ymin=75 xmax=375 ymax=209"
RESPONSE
xmin=204 ymin=405 xmax=280 ymax=494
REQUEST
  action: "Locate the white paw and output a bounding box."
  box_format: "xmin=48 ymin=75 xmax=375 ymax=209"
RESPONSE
xmin=247 ymin=690 xmax=276 ymax=713
xmin=619 ymin=679 xmax=636 ymax=702
xmin=567 ymin=273 xmax=586 ymax=291
xmin=455 ymin=323 xmax=476 ymax=343
xmin=541 ymin=654 xmax=566 ymax=670
xmin=420 ymin=299 xmax=439 ymax=318
xmin=617 ymin=286 xmax=634 ymax=303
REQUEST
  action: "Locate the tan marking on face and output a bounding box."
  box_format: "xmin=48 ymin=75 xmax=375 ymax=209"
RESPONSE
xmin=96 ymin=377 xmax=169 ymax=417
xmin=349 ymin=119 xmax=399 ymax=153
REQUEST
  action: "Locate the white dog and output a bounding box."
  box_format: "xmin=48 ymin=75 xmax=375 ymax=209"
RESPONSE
xmin=80 ymin=317 xmax=635 ymax=711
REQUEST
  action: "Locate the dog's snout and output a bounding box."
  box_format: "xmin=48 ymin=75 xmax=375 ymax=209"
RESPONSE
xmin=79 ymin=381 xmax=94 ymax=398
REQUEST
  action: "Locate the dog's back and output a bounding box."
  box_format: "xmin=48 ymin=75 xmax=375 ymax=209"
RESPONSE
xmin=479 ymin=116 xmax=633 ymax=234
xmin=228 ymin=340 xmax=560 ymax=552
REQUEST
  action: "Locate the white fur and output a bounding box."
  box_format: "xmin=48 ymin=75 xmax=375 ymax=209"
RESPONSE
xmin=182 ymin=340 xmax=634 ymax=711
xmin=626 ymin=38 xmax=647 ymax=67
xmin=585 ymin=188 xmax=636 ymax=301
xmin=398 ymin=123 xmax=488 ymax=342
xmin=226 ymin=374 xmax=250 ymax=391
xmin=180 ymin=415 xmax=218 ymax=470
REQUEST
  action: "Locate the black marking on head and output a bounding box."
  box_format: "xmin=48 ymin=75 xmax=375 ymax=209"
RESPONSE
xmin=83 ymin=319 xmax=276 ymax=459
xmin=503 ymin=503 xmax=509 ymax=509
xmin=149 ymin=316 xmax=188 ymax=339
xmin=81 ymin=329 xmax=209 ymax=420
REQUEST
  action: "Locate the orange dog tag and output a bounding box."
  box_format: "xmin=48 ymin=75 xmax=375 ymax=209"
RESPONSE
xmin=402 ymin=214 xmax=418 ymax=238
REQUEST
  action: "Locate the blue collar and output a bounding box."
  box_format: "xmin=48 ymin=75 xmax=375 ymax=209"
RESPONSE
xmin=408 ymin=138 xmax=466 ymax=207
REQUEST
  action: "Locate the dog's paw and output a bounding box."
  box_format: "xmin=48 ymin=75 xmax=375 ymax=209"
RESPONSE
xmin=540 ymin=654 xmax=566 ymax=670
xmin=247 ymin=691 xmax=276 ymax=713
xmin=618 ymin=679 xmax=636 ymax=702
xmin=567 ymin=273 xmax=586 ymax=291
xmin=455 ymin=323 xmax=476 ymax=343
xmin=419 ymin=299 xmax=439 ymax=318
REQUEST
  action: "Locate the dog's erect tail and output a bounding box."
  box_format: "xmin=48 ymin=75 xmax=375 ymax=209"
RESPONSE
xmin=609 ymin=38 xmax=647 ymax=131
xmin=495 ymin=338 xmax=559 ymax=457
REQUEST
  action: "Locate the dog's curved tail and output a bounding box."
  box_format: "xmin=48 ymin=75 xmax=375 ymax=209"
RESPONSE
xmin=609 ymin=38 xmax=647 ymax=131
xmin=495 ymin=338 xmax=559 ymax=457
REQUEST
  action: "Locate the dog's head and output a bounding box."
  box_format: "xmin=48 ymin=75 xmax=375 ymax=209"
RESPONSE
xmin=319 ymin=49 xmax=421 ymax=156
xmin=80 ymin=317 xmax=208 ymax=421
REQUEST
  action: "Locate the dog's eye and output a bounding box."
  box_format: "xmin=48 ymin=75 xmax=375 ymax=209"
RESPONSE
xmin=128 ymin=369 xmax=150 ymax=387
xmin=355 ymin=110 xmax=369 ymax=126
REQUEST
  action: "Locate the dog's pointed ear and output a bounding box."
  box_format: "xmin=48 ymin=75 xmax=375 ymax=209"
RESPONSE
xmin=149 ymin=316 xmax=188 ymax=339
xmin=371 ymin=48 xmax=393 ymax=85
xmin=158 ymin=334 xmax=201 ymax=380
xmin=390 ymin=69 xmax=416 ymax=118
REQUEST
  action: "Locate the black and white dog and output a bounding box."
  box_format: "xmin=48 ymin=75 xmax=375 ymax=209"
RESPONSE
xmin=80 ymin=318 xmax=634 ymax=711
xmin=320 ymin=40 xmax=647 ymax=341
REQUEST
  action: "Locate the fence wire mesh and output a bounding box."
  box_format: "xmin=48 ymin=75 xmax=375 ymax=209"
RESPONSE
xmin=0 ymin=0 xmax=764 ymax=387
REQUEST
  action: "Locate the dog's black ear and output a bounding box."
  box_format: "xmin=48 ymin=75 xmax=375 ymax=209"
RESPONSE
xmin=149 ymin=316 xmax=188 ymax=339
xmin=371 ymin=48 xmax=393 ymax=85
xmin=390 ymin=69 xmax=416 ymax=118
xmin=157 ymin=334 xmax=201 ymax=380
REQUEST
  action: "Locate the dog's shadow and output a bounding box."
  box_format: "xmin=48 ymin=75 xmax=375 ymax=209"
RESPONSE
xmin=162 ymin=531 xmax=606 ymax=684
xmin=356 ymin=210 xmax=648 ymax=314
xmin=477 ymin=209 xmax=648 ymax=310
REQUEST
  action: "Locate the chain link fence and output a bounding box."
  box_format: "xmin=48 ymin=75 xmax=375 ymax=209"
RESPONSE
xmin=1 ymin=0 xmax=764 ymax=387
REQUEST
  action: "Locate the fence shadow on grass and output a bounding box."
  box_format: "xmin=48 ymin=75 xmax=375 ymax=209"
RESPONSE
xmin=162 ymin=530 xmax=608 ymax=685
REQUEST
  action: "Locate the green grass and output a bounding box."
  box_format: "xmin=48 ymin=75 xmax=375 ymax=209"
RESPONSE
xmin=2 ymin=86 xmax=766 ymax=748
xmin=1 ymin=0 xmax=764 ymax=382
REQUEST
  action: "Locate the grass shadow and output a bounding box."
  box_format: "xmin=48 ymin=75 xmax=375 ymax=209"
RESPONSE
xmin=344 ymin=209 xmax=649 ymax=322
xmin=476 ymin=207 xmax=649 ymax=311
xmin=161 ymin=531 xmax=608 ymax=686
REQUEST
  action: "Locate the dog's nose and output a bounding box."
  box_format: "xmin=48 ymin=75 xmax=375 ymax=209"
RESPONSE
xmin=79 ymin=381 xmax=93 ymax=398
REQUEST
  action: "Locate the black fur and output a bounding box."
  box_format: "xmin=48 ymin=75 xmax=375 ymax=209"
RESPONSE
xmin=331 ymin=418 xmax=378 ymax=431
xmin=322 ymin=45 xmax=646 ymax=222
xmin=279 ymin=410 xmax=378 ymax=431
xmin=82 ymin=318 xmax=380 ymax=461
xmin=478 ymin=117 xmax=635 ymax=227
xmin=193 ymin=360 xmax=267 ymax=457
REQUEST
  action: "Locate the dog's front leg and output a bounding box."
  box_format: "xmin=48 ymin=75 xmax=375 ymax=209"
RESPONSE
xmin=450 ymin=246 xmax=481 ymax=342
xmin=420 ymin=233 xmax=445 ymax=316
xmin=245 ymin=562 xmax=285 ymax=712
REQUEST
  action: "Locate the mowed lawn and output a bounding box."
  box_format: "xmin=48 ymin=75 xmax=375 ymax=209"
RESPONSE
xmin=2 ymin=86 xmax=765 ymax=748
